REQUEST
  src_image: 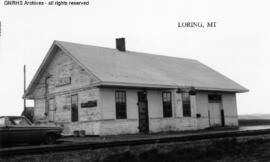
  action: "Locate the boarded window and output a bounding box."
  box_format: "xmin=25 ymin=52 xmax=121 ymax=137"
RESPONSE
xmin=182 ymin=92 xmax=191 ymax=117
xmin=115 ymin=91 xmax=127 ymax=119
xmin=162 ymin=92 xmax=172 ymax=117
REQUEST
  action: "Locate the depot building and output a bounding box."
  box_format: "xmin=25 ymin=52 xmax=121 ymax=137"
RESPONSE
xmin=24 ymin=38 xmax=248 ymax=135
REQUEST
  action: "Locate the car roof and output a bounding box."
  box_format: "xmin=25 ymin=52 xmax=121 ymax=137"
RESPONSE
xmin=0 ymin=116 xmax=25 ymax=118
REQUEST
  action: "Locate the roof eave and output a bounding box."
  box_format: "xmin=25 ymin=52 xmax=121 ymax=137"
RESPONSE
xmin=195 ymin=86 xmax=249 ymax=93
xmin=99 ymin=82 xmax=249 ymax=93
xmin=99 ymin=82 xmax=177 ymax=89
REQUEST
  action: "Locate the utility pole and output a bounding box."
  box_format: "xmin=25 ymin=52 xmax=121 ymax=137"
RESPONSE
xmin=24 ymin=65 xmax=26 ymax=111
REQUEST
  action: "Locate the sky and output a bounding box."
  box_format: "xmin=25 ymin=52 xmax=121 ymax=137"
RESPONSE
xmin=0 ymin=0 xmax=269 ymax=116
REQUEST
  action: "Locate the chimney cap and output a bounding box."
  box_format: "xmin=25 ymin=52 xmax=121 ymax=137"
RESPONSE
xmin=116 ymin=38 xmax=126 ymax=52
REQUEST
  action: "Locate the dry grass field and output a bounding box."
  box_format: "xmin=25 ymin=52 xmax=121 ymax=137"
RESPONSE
xmin=239 ymin=114 xmax=270 ymax=126
xmin=239 ymin=119 xmax=270 ymax=126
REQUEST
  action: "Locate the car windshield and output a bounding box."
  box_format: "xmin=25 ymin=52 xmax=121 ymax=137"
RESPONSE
xmin=7 ymin=117 xmax=31 ymax=126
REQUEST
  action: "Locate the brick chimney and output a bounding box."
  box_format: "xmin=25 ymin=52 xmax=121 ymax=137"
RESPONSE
xmin=116 ymin=38 xmax=126 ymax=52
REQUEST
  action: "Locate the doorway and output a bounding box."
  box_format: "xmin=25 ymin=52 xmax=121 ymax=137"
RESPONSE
xmin=137 ymin=91 xmax=149 ymax=133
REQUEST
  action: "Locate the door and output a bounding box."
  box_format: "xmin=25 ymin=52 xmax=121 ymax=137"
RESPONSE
xmin=208 ymin=94 xmax=222 ymax=127
xmin=71 ymin=94 xmax=78 ymax=122
xmin=209 ymin=102 xmax=222 ymax=126
xmin=137 ymin=91 xmax=149 ymax=133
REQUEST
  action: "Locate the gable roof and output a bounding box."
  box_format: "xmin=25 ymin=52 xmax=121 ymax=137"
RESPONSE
xmin=24 ymin=40 xmax=248 ymax=97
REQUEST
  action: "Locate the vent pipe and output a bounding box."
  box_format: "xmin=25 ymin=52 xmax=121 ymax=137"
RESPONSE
xmin=116 ymin=38 xmax=126 ymax=52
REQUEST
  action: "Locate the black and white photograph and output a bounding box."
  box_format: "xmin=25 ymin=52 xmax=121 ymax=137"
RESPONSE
xmin=0 ymin=0 xmax=270 ymax=161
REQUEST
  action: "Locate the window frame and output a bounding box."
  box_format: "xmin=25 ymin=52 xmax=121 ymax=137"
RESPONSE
xmin=115 ymin=90 xmax=127 ymax=119
xmin=162 ymin=91 xmax=173 ymax=118
xmin=182 ymin=92 xmax=191 ymax=117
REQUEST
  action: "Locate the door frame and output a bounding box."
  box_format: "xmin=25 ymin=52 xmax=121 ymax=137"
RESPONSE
xmin=137 ymin=91 xmax=149 ymax=133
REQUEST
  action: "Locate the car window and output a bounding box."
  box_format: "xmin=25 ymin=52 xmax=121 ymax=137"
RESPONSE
xmin=0 ymin=117 xmax=5 ymax=126
xmin=8 ymin=117 xmax=31 ymax=126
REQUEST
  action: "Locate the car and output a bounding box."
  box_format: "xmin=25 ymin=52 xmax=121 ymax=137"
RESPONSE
xmin=0 ymin=116 xmax=63 ymax=146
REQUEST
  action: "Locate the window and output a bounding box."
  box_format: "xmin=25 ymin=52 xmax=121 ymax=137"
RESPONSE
xmin=162 ymin=92 xmax=172 ymax=117
xmin=182 ymin=92 xmax=191 ymax=117
xmin=71 ymin=95 xmax=78 ymax=122
xmin=208 ymin=94 xmax=222 ymax=103
xmin=8 ymin=117 xmax=31 ymax=126
xmin=115 ymin=91 xmax=127 ymax=119
xmin=48 ymin=98 xmax=55 ymax=122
